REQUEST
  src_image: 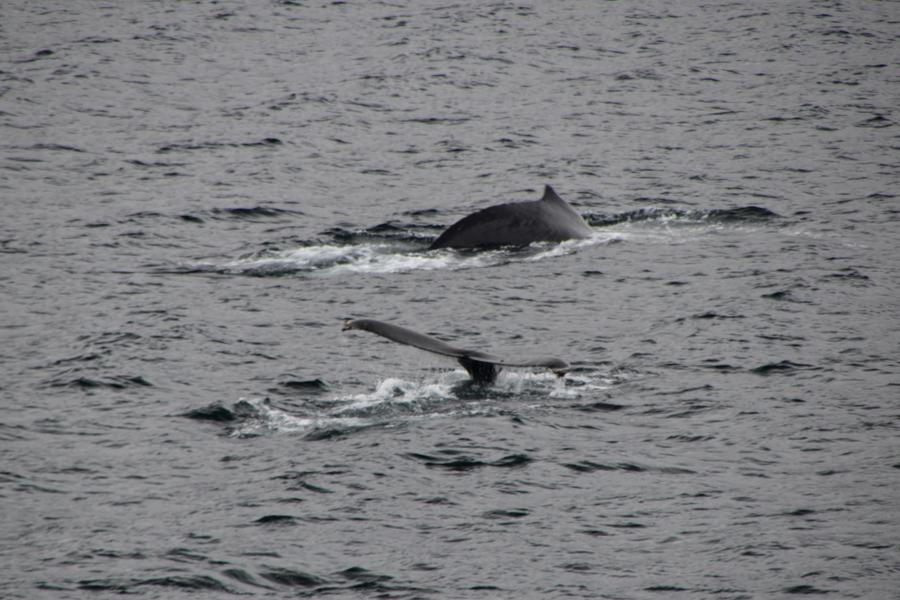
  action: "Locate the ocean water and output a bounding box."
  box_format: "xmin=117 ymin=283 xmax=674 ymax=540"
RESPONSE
xmin=2 ymin=1 xmax=898 ymax=598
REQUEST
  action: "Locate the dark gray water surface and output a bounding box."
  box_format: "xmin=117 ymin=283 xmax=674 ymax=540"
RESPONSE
xmin=2 ymin=1 xmax=898 ymax=598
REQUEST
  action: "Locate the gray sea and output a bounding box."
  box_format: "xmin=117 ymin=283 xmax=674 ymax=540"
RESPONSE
xmin=2 ymin=1 xmax=898 ymax=598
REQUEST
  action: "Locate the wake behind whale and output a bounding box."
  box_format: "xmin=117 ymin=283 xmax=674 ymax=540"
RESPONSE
xmin=170 ymin=186 xmax=777 ymax=277
xmin=193 ymin=234 xmax=604 ymax=277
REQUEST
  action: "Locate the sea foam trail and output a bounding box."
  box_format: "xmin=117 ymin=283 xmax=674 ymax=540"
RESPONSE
xmin=225 ymin=398 xmax=371 ymax=437
xmin=207 ymin=232 xmax=624 ymax=277
xmin=216 ymin=243 xmax=479 ymax=275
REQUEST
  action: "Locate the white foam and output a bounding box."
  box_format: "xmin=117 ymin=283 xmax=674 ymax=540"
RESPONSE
xmin=204 ymin=231 xmax=633 ymax=277
xmin=524 ymin=233 xmax=619 ymax=261
xmin=228 ymin=397 xmax=368 ymax=437
xmin=333 ymin=372 xmax=465 ymax=413
xmin=214 ymin=243 xmax=501 ymax=275
xmin=222 ymin=244 xmax=394 ymax=273
xmin=550 ymin=372 xmax=616 ymax=399
xmin=227 ymin=367 xmax=614 ymax=436
xmin=329 ymin=250 xmax=460 ymax=274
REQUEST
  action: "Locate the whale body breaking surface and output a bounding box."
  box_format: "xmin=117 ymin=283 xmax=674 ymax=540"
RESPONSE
xmin=429 ymin=185 xmax=592 ymax=250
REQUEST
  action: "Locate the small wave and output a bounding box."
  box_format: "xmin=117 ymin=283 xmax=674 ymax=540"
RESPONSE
xmin=405 ymin=450 xmax=534 ymax=471
xmin=258 ymin=567 xmax=326 ymax=587
xmin=77 ymin=565 xmax=420 ymax=596
xmin=587 ymin=205 xmax=779 ymax=227
xmin=323 ymin=222 xmax=439 ymax=245
xmin=120 ymin=205 xmax=303 ymax=226
xmin=48 ymin=375 xmax=152 ymax=390
xmin=156 ymin=137 xmax=282 ymax=153
xmin=208 ymin=206 xmax=302 ymax=220
xmin=79 ymin=574 xmax=233 ymax=593
xmin=562 ymin=460 xmax=695 ymax=475
xmin=25 ymin=143 xmax=88 ymax=153
xmin=750 ymin=360 xmax=820 ymax=375
xmin=278 ymin=378 xmax=329 ymax=392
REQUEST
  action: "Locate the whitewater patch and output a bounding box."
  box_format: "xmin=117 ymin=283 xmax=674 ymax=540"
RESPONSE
xmin=199 ymin=233 xmax=620 ymax=277
xmin=223 ymin=368 xmax=612 ymax=438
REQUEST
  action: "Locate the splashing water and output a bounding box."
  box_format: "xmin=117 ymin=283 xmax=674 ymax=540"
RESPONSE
xmin=225 ymin=367 xmax=612 ymax=438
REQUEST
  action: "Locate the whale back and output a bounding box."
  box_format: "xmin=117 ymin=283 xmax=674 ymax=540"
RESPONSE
xmin=429 ymin=185 xmax=592 ymax=250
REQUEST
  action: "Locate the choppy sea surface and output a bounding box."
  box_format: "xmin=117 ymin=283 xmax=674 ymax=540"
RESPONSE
xmin=2 ymin=1 xmax=898 ymax=598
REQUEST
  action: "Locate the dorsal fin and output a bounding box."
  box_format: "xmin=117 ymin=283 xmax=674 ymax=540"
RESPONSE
xmin=541 ymin=185 xmax=563 ymax=203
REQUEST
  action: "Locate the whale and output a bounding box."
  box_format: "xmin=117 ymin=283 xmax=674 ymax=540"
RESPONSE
xmin=429 ymin=185 xmax=592 ymax=250
xmin=342 ymin=318 xmax=569 ymax=385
